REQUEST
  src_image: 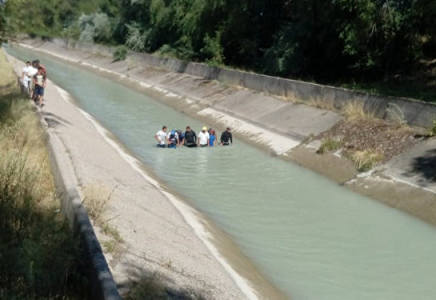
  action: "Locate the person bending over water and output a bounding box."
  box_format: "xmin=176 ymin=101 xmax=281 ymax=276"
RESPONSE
xmin=177 ymin=129 xmax=185 ymax=146
xmin=184 ymin=126 xmax=197 ymax=148
xmin=198 ymin=127 xmax=210 ymax=147
xmin=167 ymin=130 xmax=179 ymax=149
xmin=155 ymin=126 xmax=168 ymax=148
xmin=220 ymin=127 xmax=233 ymax=146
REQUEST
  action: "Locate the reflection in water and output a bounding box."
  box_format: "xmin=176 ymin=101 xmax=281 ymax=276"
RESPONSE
xmin=7 ymin=46 xmax=436 ymax=300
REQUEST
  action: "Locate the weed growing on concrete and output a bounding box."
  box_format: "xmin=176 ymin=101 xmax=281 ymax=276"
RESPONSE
xmin=82 ymin=185 xmax=116 ymax=224
xmin=343 ymin=101 xmax=374 ymax=121
xmin=350 ymin=150 xmax=384 ymax=172
xmin=102 ymin=239 xmax=117 ymax=253
xmin=317 ymin=138 xmax=342 ymax=154
xmin=102 ymin=223 xmax=124 ymax=243
xmin=307 ymin=96 xmax=335 ymax=110
xmin=427 ymin=117 xmax=436 ymax=137
xmin=113 ymin=45 xmax=127 ymax=61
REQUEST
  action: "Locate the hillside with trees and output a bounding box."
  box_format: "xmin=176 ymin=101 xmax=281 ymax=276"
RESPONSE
xmin=1 ymin=0 xmax=436 ymax=100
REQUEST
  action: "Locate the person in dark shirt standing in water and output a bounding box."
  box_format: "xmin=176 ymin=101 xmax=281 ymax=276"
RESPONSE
xmin=184 ymin=126 xmax=197 ymax=147
xmin=220 ymin=127 xmax=233 ymax=146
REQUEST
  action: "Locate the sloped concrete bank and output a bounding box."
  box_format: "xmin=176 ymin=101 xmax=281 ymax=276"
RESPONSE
xmin=55 ymin=38 xmax=436 ymax=128
xmin=12 ymin=40 xmax=436 ymax=229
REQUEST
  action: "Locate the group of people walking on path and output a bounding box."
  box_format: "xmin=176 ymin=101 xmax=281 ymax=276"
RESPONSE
xmin=21 ymin=59 xmax=47 ymax=107
xmin=155 ymin=126 xmax=233 ymax=148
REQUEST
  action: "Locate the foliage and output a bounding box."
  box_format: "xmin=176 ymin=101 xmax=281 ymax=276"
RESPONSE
xmin=427 ymin=117 xmax=436 ymax=137
xmin=3 ymin=0 xmax=436 ymax=91
xmin=0 ymin=96 xmax=87 ymax=299
xmin=201 ymin=32 xmax=225 ymax=67
xmin=112 ymin=45 xmax=127 ymax=61
xmin=317 ymin=138 xmax=342 ymax=154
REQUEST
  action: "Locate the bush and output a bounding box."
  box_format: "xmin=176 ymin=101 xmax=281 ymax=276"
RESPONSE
xmin=317 ymin=138 xmax=342 ymax=154
xmin=350 ymin=150 xmax=384 ymax=172
xmin=427 ymin=117 xmax=436 ymax=137
xmin=113 ymin=45 xmax=127 ymax=61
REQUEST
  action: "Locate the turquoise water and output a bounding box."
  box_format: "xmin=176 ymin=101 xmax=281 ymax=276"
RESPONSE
xmin=7 ymin=46 xmax=436 ymax=300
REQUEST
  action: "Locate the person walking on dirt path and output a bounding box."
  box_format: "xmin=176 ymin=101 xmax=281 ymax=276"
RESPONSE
xmin=184 ymin=126 xmax=197 ymax=148
xmin=155 ymin=126 xmax=168 ymax=148
xmin=198 ymin=126 xmax=210 ymax=147
xmin=220 ymin=127 xmax=233 ymax=146
xmin=33 ymin=67 xmax=46 ymax=107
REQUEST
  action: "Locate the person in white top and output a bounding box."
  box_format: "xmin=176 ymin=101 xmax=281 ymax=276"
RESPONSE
xmin=21 ymin=61 xmax=34 ymax=91
xmin=198 ymin=126 xmax=210 ymax=147
xmin=154 ymin=126 xmax=168 ymax=148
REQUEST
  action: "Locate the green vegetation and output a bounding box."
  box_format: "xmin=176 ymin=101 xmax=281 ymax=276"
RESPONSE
xmin=1 ymin=0 xmax=436 ymax=101
xmin=0 ymin=50 xmax=87 ymax=299
xmin=112 ymin=45 xmax=127 ymax=61
xmin=317 ymin=138 xmax=342 ymax=154
xmin=427 ymin=117 xmax=436 ymax=137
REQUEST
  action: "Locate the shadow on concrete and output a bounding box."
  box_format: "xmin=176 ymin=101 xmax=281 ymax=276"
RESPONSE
xmin=406 ymin=148 xmax=436 ymax=182
xmin=118 ymin=261 xmax=208 ymax=300
xmin=41 ymin=111 xmax=72 ymax=128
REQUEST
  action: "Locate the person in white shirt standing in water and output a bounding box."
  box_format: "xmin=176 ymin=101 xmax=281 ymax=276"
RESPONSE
xmin=154 ymin=126 xmax=168 ymax=148
xmin=198 ymin=126 xmax=210 ymax=147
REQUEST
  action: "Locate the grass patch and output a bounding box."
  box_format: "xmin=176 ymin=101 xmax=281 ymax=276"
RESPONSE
xmin=0 ymin=99 xmax=88 ymax=299
xmin=102 ymin=239 xmax=117 ymax=253
xmin=342 ymin=101 xmax=374 ymax=121
xmin=350 ymin=149 xmax=384 ymax=172
xmin=113 ymin=45 xmax=127 ymax=62
xmin=427 ymin=117 xmax=436 ymax=137
xmin=307 ymin=96 xmax=335 ymax=110
xmin=317 ymin=138 xmax=342 ymax=154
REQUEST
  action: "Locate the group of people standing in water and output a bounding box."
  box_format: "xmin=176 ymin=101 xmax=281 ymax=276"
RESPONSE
xmin=155 ymin=126 xmax=233 ymax=148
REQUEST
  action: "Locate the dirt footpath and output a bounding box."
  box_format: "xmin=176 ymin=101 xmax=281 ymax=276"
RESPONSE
xmin=6 ymin=54 xmax=286 ymax=300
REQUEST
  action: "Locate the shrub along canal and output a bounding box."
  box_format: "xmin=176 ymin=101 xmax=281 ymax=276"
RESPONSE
xmin=7 ymin=45 xmax=436 ymax=300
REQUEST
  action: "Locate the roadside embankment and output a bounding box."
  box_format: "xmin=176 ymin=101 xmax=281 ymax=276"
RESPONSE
xmin=0 ymin=49 xmax=90 ymax=299
xmin=5 ymin=52 xmax=282 ymax=300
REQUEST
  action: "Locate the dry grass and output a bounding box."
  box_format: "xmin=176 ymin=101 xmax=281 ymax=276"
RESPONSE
xmin=307 ymin=96 xmax=335 ymax=110
xmin=0 ymin=50 xmax=87 ymax=298
xmin=350 ymin=149 xmax=384 ymax=172
xmin=82 ymin=185 xmax=115 ymax=223
xmin=82 ymin=184 xmax=123 ymax=248
xmin=343 ymin=101 xmax=374 ymax=121
xmin=0 ymin=50 xmax=20 ymax=96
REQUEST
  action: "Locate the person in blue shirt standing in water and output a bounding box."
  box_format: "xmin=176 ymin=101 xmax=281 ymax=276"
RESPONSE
xmin=209 ymin=129 xmax=217 ymax=146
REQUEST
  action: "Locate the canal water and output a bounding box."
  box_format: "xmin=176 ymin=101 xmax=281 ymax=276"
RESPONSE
xmin=7 ymin=46 xmax=436 ymax=300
